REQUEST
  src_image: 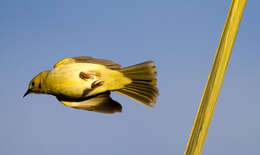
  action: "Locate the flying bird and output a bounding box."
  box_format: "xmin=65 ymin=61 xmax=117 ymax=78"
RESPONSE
xmin=24 ymin=56 xmax=158 ymax=114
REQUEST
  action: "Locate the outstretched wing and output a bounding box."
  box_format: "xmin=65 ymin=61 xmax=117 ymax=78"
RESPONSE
xmin=54 ymin=56 xmax=121 ymax=69
xmin=57 ymin=91 xmax=122 ymax=114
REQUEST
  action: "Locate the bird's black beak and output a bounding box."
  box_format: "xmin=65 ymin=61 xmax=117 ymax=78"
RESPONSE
xmin=23 ymin=89 xmax=32 ymax=98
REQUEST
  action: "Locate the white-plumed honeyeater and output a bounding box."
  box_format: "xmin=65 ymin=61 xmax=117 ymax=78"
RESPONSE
xmin=24 ymin=56 xmax=158 ymax=114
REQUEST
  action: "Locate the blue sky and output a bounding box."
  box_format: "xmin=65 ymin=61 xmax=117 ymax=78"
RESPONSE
xmin=0 ymin=0 xmax=259 ymax=154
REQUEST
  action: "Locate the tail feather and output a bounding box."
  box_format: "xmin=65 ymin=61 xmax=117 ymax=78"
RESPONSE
xmin=114 ymin=61 xmax=158 ymax=107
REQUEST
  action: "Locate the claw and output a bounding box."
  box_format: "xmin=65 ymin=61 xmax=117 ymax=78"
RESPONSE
xmin=91 ymin=81 xmax=104 ymax=88
xmin=79 ymin=72 xmax=92 ymax=80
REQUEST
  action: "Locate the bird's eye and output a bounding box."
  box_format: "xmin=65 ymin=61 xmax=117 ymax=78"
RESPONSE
xmin=32 ymin=82 xmax=35 ymax=87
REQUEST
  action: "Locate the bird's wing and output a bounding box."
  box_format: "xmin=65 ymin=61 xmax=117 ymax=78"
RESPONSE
xmin=56 ymin=91 xmax=122 ymax=114
xmin=54 ymin=56 xmax=121 ymax=69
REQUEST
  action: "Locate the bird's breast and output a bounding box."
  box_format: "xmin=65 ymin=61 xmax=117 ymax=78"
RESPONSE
xmin=45 ymin=63 xmax=108 ymax=98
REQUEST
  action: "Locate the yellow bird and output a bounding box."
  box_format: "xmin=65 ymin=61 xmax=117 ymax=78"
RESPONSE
xmin=24 ymin=56 xmax=158 ymax=114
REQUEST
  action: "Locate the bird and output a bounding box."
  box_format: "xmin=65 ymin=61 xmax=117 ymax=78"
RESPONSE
xmin=24 ymin=56 xmax=158 ymax=114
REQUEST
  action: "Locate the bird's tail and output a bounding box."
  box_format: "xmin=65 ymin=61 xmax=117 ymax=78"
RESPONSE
xmin=114 ymin=61 xmax=158 ymax=107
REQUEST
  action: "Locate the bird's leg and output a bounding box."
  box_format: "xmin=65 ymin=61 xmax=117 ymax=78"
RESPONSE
xmin=91 ymin=80 xmax=104 ymax=88
xmin=79 ymin=72 xmax=93 ymax=80
xmin=79 ymin=71 xmax=104 ymax=89
xmin=79 ymin=71 xmax=101 ymax=80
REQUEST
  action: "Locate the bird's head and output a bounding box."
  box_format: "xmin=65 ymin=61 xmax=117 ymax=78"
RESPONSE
xmin=23 ymin=71 xmax=49 ymax=97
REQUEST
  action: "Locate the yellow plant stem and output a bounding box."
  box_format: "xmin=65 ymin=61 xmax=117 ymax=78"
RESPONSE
xmin=185 ymin=0 xmax=247 ymax=154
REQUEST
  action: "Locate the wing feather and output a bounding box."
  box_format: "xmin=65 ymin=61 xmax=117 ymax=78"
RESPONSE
xmin=57 ymin=91 xmax=122 ymax=114
xmin=54 ymin=56 xmax=121 ymax=69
